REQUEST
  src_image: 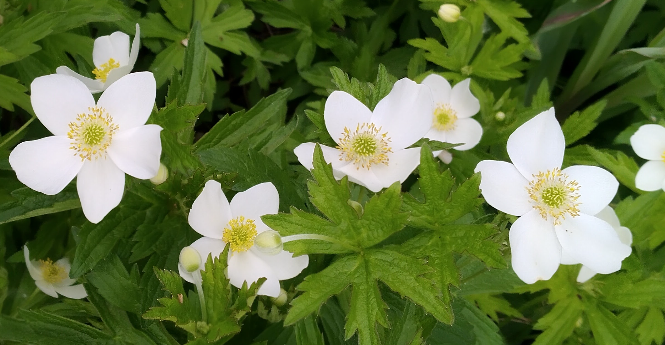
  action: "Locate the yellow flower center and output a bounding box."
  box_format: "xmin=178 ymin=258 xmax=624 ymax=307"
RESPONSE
xmin=39 ymin=259 xmax=67 ymax=284
xmin=92 ymin=58 xmax=120 ymax=83
xmin=432 ymin=104 xmax=458 ymax=131
xmin=68 ymin=107 xmax=119 ymax=161
xmin=527 ymin=168 xmax=581 ymax=225
xmin=661 ymin=151 xmax=665 ymax=163
xmin=337 ymin=123 xmax=392 ymax=169
xmin=223 ymin=216 xmax=258 ymax=253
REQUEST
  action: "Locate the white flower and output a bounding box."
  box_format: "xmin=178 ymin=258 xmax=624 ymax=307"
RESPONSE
xmin=56 ymin=24 xmax=140 ymax=93
xmin=294 ymin=78 xmax=433 ymax=192
xmin=573 ymin=206 xmax=632 ymax=283
xmin=421 ymin=74 xmax=483 ymax=164
xmin=9 ymin=72 xmax=162 ymax=223
xmin=474 ymin=108 xmax=631 ymax=284
xmin=24 ymin=245 xmax=87 ymax=299
xmin=181 ymin=181 xmax=309 ymax=297
xmin=630 ymin=124 xmax=665 ymax=191
xmin=438 ymin=4 xmax=461 ymax=23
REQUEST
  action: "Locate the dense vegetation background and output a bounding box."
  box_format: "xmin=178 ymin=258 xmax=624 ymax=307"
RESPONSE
xmin=1 ymin=0 xmax=665 ymax=344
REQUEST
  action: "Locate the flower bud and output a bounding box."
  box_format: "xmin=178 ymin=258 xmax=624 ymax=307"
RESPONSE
xmin=181 ymin=38 xmax=189 ymax=47
xmin=438 ymin=150 xmax=453 ymax=164
xmin=150 ymin=163 xmax=169 ymax=185
xmin=495 ymin=111 xmax=506 ymax=121
xmin=438 ymin=4 xmax=461 ymax=23
xmin=272 ymin=288 xmax=288 ymax=307
xmin=254 ymin=230 xmax=283 ymax=255
xmin=179 ymin=246 xmax=202 ymax=273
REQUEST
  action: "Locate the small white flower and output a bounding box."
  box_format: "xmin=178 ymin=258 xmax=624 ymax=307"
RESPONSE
xmin=9 ymin=72 xmax=162 ymax=223
xmin=182 ymin=181 xmax=309 ymax=297
xmin=56 ymin=24 xmax=140 ymax=93
xmin=24 ymin=245 xmax=87 ymax=299
xmin=421 ymin=74 xmax=483 ymax=164
xmin=474 ymin=108 xmax=631 ymax=284
xmin=573 ymin=207 xmax=632 ymax=283
xmin=294 ymin=78 xmax=433 ymax=192
xmin=630 ymin=124 xmax=665 ymax=191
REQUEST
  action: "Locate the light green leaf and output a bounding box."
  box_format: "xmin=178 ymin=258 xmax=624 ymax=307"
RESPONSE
xmin=561 ymin=100 xmax=607 ymax=146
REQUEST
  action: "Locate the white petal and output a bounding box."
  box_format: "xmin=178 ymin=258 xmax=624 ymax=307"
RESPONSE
xmin=254 ymin=250 xmax=309 ymax=280
xmin=371 ymin=147 xmax=421 ymax=187
xmin=9 ymin=136 xmax=83 ymax=195
xmin=507 ymin=108 xmax=564 ymax=177
xmin=97 ymin=72 xmax=156 ymax=130
xmin=230 ymin=182 xmax=279 ymax=233
xmin=227 ymin=251 xmax=280 ymax=297
xmin=128 ymin=23 xmax=141 ymax=69
xmin=424 ymin=128 xmax=448 ymax=143
xmin=593 ymin=206 xmax=621 ymax=228
xmin=324 ymin=91 xmax=373 ymax=145
xmin=421 ymin=74 xmax=452 ymax=104
xmin=437 ymin=150 xmax=453 ymax=164
xmin=54 ymin=284 xmax=87 ymax=299
xmin=563 ymin=165 xmax=618 ymax=216
xmin=635 ymin=160 xmax=665 ymax=191
xmin=293 ymin=143 xmax=352 ymax=179
xmin=188 ymin=180 xmax=232 ymax=239
xmin=101 ymin=65 xmax=133 ymax=90
xmin=93 ymin=31 xmax=130 ymax=67
xmin=445 ymin=118 xmax=483 ymax=151
xmin=108 ymin=125 xmax=162 ymax=179
xmin=555 ymin=214 xmax=631 ymax=274
xmin=372 ymin=78 xmax=434 ymax=150
xmin=576 ymin=266 xmax=597 ymax=283
xmin=55 ymin=66 xmax=104 ymax=93
xmin=179 ymin=237 xmax=226 ymax=283
xmin=475 ymin=160 xmax=531 ymax=216
xmin=630 ymin=124 xmax=665 ymax=160
xmin=31 ymin=74 xmax=96 ymax=136
xmin=35 ymin=280 xmax=59 ymax=298
xmin=337 ymin=164 xmax=385 ymax=192
xmin=77 ymin=158 xmax=125 ymax=224
xmin=23 ymin=246 xmax=42 ymax=281
xmin=509 ymin=210 xmax=561 ymax=284
xmin=616 ymin=226 xmax=633 ymax=246
xmin=450 ymin=79 xmax=480 ymax=119
xmin=560 ymin=247 xmax=578 ymax=265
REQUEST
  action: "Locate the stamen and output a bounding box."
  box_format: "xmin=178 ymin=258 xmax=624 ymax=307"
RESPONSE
xmin=39 ymin=259 xmax=67 ymax=284
xmin=432 ymin=104 xmax=458 ymax=131
xmin=68 ymin=107 xmax=118 ymax=161
xmin=222 ymin=216 xmax=258 ymax=253
xmin=526 ymin=168 xmax=581 ymax=225
xmin=92 ymin=58 xmax=120 ymax=83
xmin=337 ymin=123 xmax=392 ymax=169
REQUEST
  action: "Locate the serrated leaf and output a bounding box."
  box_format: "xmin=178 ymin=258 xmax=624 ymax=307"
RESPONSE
xmin=427 ymin=299 xmax=504 ymax=345
xmin=533 ymin=298 xmax=583 ymax=345
xmin=635 ymin=307 xmax=665 ymax=345
xmin=561 ymin=100 xmax=607 ymax=146
xmin=87 ymin=255 xmax=142 ymax=313
xmin=0 ymin=185 xmax=80 ymax=225
xmin=585 ymin=300 xmax=638 ymax=345
xmin=143 ymin=267 xmax=200 ymax=335
xmin=0 ymin=310 xmax=112 ymax=344
xmin=476 ymin=0 xmax=531 ymax=46
xmin=295 ymin=315 xmax=326 ymax=345
xmin=159 ymin=0 xmax=192 ymax=32
xmin=470 ymin=33 xmax=525 ymax=81
xmin=587 ymin=145 xmax=640 ymax=193
xmin=175 ymin=21 xmax=206 ymax=106
xmin=0 ymin=74 xmax=32 ymax=113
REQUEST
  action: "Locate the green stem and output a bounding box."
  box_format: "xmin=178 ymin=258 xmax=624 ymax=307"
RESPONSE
xmin=0 ymin=117 xmax=35 ymax=150
xmin=193 ymin=271 xmax=207 ymax=323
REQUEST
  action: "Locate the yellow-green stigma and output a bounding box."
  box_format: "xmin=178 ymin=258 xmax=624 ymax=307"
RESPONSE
xmin=433 ymin=104 xmax=458 ymax=131
xmin=223 ymin=216 xmax=258 ymax=253
xmin=337 ymin=123 xmax=392 ymax=169
xmin=527 ymin=168 xmax=581 ymax=225
xmin=92 ymin=58 xmax=120 ymax=83
xmin=39 ymin=259 xmax=67 ymax=284
xmin=68 ymin=107 xmax=118 ymax=161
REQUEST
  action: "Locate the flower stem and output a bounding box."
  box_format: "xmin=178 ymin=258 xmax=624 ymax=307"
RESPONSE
xmin=192 ymin=270 xmax=207 ymax=323
xmin=281 ymin=234 xmax=360 ymax=252
xmin=0 ymin=116 xmax=35 ymax=150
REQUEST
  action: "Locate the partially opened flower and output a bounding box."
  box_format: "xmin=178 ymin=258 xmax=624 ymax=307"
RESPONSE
xmin=294 ymin=78 xmax=433 ymax=192
xmin=9 ymin=72 xmax=162 ymax=223
xmin=421 ymin=74 xmax=482 ymax=164
xmin=56 ymin=24 xmax=140 ymax=93
xmin=24 ymin=245 xmax=87 ymax=299
xmin=183 ymin=181 xmax=308 ymax=297
xmin=630 ymin=124 xmax=665 ymax=191
xmin=474 ymin=108 xmax=631 ymax=284
xmin=573 ymin=206 xmax=632 ymax=283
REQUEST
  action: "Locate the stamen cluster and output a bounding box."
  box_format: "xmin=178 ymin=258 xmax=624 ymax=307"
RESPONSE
xmin=223 ymin=216 xmax=258 ymax=253
xmin=67 ymin=107 xmax=119 ymax=161
xmin=337 ymin=123 xmax=392 ymax=169
xmin=432 ymin=104 xmax=458 ymax=132
xmin=527 ymin=168 xmax=581 ymax=225
xmin=92 ymin=58 xmax=120 ymax=82
xmin=39 ymin=259 xmax=67 ymax=284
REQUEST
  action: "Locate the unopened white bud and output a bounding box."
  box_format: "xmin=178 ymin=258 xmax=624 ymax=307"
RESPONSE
xmin=179 ymin=246 xmax=202 ymax=273
xmin=254 ymin=230 xmax=283 ymax=255
xmin=438 ymin=150 xmax=453 ymax=164
xmin=438 ymin=4 xmax=461 ymax=23
xmin=495 ymin=111 xmax=506 ymax=121
xmin=272 ymin=288 xmax=288 ymax=307
xmin=150 ymin=163 xmax=169 ymax=185
xmin=181 ymin=38 xmax=189 ymax=47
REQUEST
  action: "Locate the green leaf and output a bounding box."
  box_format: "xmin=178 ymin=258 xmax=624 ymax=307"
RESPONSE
xmin=587 ymin=146 xmax=640 ymax=193
xmin=561 ymin=100 xmax=607 ymax=146
xmin=0 ymin=186 xmax=80 ymax=225
xmin=0 ymin=310 xmax=112 ymax=344
xmin=295 ymin=316 xmax=326 ymax=345
xmin=426 ymin=299 xmax=504 ymax=345
xmin=159 ymin=0 xmax=193 ymax=32
xmin=585 ymin=300 xmax=638 ymax=345
xmin=143 ymin=267 xmax=200 ymax=335
xmin=175 ymin=21 xmax=206 ymax=106
xmin=0 ymin=12 xmax=60 ymax=66
xmin=0 ymin=74 xmax=32 ymax=113
xmin=532 ymin=298 xmax=584 ymax=345
xmin=87 ymin=255 xmax=142 ymax=313
xmin=635 ymin=307 xmax=665 ymax=345
xmin=470 ymin=33 xmax=525 ymax=81
xmin=476 ymin=0 xmax=531 ymax=46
